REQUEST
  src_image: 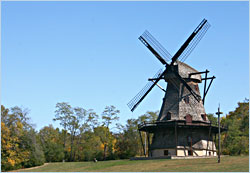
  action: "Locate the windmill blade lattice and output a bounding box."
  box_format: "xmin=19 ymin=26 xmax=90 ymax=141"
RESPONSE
xmin=139 ymin=30 xmax=172 ymax=64
xmin=127 ymin=69 xmax=164 ymax=112
xmin=179 ymin=20 xmax=211 ymax=62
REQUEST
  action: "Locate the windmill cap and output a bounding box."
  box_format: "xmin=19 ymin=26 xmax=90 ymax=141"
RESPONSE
xmin=177 ymin=61 xmax=202 ymax=82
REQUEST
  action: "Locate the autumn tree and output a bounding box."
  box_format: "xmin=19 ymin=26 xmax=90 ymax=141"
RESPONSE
xmin=1 ymin=105 xmax=44 ymax=171
xmin=101 ymin=105 xmax=120 ymax=160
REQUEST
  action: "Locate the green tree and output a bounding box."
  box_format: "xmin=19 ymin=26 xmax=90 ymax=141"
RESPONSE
xmin=207 ymin=113 xmax=217 ymax=126
xmin=20 ymin=129 xmax=45 ymax=168
xmin=94 ymin=126 xmax=114 ymax=160
xmin=73 ymin=109 xmax=99 ymax=161
xmin=38 ymin=125 xmax=64 ymax=162
xmin=79 ymin=130 xmax=103 ymax=161
xmin=115 ymin=118 xmax=141 ymax=159
xmin=68 ymin=107 xmax=87 ymax=161
xmin=138 ymin=111 xmax=158 ymax=124
xmin=87 ymin=109 xmax=99 ymax=130
xmin=53 ymin=102 xmax=73 ymax=154
xmin=221 ymin=100 xmax=249 ymax=155
xmin=102 ymin=105 xmax=120 ymax=128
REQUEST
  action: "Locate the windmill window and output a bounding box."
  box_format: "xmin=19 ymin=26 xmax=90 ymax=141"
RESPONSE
xmin=164 ymin=150 xmax=169 ymax=156
xmin=201 ymin=114 xmax=207 ymax=121
xmin=194 ymin=85 xmax=199 ymax=91
xmin=166 ymin=112 xmax=171 ymax=120
xmin=184 ymin=96 xmax=189 ymax=104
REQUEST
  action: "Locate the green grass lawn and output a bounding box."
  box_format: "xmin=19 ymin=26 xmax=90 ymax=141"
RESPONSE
xmin=14 ymin=156 xmax=248 ymax=172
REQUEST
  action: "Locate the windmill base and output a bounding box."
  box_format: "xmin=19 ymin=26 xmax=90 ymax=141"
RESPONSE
xmin=138 ymin=120 xmax=227 ymax=159
xmin=130 ymin=155 xmax=217 ymax=160
xmin=151 ymin=147 xmax=217 ymax=157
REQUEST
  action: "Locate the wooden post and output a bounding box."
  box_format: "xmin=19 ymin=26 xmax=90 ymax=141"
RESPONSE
xmin=147 ymin=132 xmax=151 ymax=157
xmin=138 ymin=130 xmax=146 ymax=157
xmin=175 ymin=121 xmax=178 ymax=156
xmin=216 ymin=106 xmax=223 ymax=163
xmin=190 ymin=137 xmax=193 ymax=156
xmin=206 ymin=123 xmax=211 ymax=156
xmin=203 ymin=69 xmax=208 ymax=104
xmin=184 ymin=145 xmax=187 ymax=156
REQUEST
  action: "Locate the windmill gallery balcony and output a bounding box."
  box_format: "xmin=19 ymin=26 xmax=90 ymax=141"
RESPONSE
xmin=138 ymin=120 xmax=227 ymax=158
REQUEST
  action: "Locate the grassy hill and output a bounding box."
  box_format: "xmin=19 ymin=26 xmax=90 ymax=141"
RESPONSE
xmin=13 ymin=156 xmax=248 ymax=172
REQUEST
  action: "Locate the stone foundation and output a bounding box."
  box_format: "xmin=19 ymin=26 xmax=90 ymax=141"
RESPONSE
xmin=151 ymin=146 xmax=217 ymax=157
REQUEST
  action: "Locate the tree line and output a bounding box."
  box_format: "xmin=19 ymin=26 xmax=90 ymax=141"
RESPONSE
xmin=1 ymin=100 xmax=249 ymax=171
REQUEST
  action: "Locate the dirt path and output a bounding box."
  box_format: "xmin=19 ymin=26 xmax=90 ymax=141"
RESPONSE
xmin=9 ymin=163 xmax=49 ymax=172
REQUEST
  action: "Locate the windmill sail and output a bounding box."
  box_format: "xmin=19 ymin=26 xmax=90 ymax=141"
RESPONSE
xmin=170 ymin=19 xmax=210 ymax=65
xmin=127 ymin=69 xmax=164 ymax=112
xmin=179 ymin=20 xmax=211 ymax=62
xmin=139 ymin=30 xmax=172 ymax=64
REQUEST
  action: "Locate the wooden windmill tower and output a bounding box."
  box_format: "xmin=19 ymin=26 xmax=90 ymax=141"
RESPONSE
xmin=128 ymin=19 xmax=226 ymax=157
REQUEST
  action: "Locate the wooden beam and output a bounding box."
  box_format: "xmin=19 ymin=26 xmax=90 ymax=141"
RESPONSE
xmin=206 ymin=123 xmax=212 ymax=156
xmin=203 ymin=70 xmax=208 ymax=105
xmin=204 ymin=76 xmax=216 ymax=97
xmin=147 ymin=132 xmax=151 ymax=157
xmin=189 ymin=70 xmax=209 ymax=77
xmin=175 ymin=121 xmax=178 ymax=156
xmin=201 ymin=76 xmax=216 ymax=80
xmin=138 ymin=129 xmax=146 ymax=157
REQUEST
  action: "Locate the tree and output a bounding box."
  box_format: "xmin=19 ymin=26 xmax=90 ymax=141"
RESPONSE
xmin=38 ymin=125 xmax=64 ymax=162
xmin=221 ymin=100 xmax=249 ymax=155
xmin=138 ymin=111 xmax=158 ymax=124
xmin=73 ymin=109 xmax=99 ymax=161
xmin=79 ymin=130 xmax=103 ymax=161
xmin=1 ymin=121 xmax=30 ymax=171
xmin=53 ymin=103 xmax=102 ymax=161
xmin=20 ymin=129 xmax=45 ymax=168
xmin=1 ymin=105 xmax=44 ymax=171
xmin=101 ymin=105 xmax=120 ymax=160
xmin=94 ymin=126 xmax=114 ymax=160
xmin=207 ymin=113 xmax=217 ymax=126
xmin=87 ymin=109 xmax=99 ymax=130
xmin=115 ymin=118 xmax=141 ymax=159
xmin=114 ymin=111 xmax=159 ymax=159
xmin=53 ymin=102 xmax=73 ymax=159
xmin=68 ymin=107 xmax=86 ymax=161
xmin=102 ymin=105 xmax=120 ymax=128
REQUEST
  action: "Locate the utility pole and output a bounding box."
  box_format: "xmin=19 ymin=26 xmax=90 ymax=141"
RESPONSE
xmin=216 ymin=105 xmax=223 ymax=163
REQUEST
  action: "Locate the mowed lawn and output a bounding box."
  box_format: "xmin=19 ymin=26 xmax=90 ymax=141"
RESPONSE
xmin=14 ymin=156 xmax=248 ymax=172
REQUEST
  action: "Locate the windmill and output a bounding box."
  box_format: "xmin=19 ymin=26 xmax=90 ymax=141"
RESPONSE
xmin=128 ymin=19 xmax=226 ymax=157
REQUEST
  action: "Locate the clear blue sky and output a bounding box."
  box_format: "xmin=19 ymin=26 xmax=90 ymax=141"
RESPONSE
xmin=2 ymin=1 xmax=249 ymax=131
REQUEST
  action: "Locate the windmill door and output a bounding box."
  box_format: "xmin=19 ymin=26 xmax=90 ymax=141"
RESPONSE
xmin=185 ymin=114 xmax=192 ymax=125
